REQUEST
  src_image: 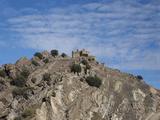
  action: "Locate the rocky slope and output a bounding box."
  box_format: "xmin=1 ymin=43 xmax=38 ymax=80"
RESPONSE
xmin=0 ymin=50 xmax=160 ymax=120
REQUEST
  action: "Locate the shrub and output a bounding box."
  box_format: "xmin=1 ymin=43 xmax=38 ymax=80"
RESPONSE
xmin=21 ymin=69 xmax=30 ymax=78
xmin=137 ymin=75 xmax=143 ymax=80
xmin=0 ymin=69 xmax=6 ymax=78
xmin=10 ymin=69 xmax=30 ymax=87
xmin=43 ymin=73 xmax=51 ymax=81
xmin=31 ymin=60 xmax=40 ymax=66
xmin=10 ymin=75 xmax=26 ymax=87
xmin=14 ymin=117 xmax=22 ymax=120
xmin=85 ymin=76 xmax=102 ymax=88
xmin=71 ymin=64 xmax=82 ymax=74
xmin=61 ymin=53 xmax=67 ymax=57
xmin=34 ymin=52 xmax=43 ymax=59
xmin=12 ymin=87 xmax=30 ymax=99
xmin=43 ymin=58 xmax=49 ymax=63
xmin=51 ymin=50 xmax=59 ymax=57
xmin=22 ymin=108 xmax=35 ymax=118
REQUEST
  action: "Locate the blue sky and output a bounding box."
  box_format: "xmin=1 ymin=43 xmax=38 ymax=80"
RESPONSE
xmin=0 ymin=0 xmax=160 ymax=89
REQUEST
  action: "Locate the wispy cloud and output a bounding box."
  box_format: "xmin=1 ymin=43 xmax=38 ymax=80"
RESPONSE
xmin=6 ymin=0 xmax=160 ymax=70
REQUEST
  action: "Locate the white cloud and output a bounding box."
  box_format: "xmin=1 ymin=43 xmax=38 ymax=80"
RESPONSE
xmin=6 ymin=0 xmax=160 ymax=70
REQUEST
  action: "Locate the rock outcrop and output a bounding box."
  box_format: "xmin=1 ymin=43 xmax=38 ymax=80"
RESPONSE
xmin=0 ymin=50 xmax=160 ymax=120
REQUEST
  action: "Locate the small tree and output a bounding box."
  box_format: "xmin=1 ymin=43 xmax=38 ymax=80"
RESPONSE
xmin=0 ymin=69 xmax=6 ymax=78
xmin=31 ymin=60 xmax=40 ymax=66
xmin=10 ymin=69 xmax=29 ymax=87
xmin=22 ymin=108 xmax=35 ymax=118
xmin=34 ymin=52 xmax=43 ymax=59
xmin=10 ymin=75 xmax=26 ymax=87
xmin=43 ymin=73 xmax=51 ymax=81
xmin=12 ymin=87 xmax=33 ymax=99
xmin=85 ymin=76 xmax=102 ymax=88
xmin=61 ymin=53 xmax=67 ymax=58
xmin=137 ymin=75 xmax=143 ymax=80
xmin=51 ymin=50 xmax=59 ymax=57
xmin=43 ymin=58 xmax=49 ymax=63
xmin=21 ymin=68 xmax=30 ymax=78
xmin=71 ymin=64 xmax=82 ymax=74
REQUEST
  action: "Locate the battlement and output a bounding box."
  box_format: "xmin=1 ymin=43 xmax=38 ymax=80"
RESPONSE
xmin=72 ymin=49 xmax=96 ymax=61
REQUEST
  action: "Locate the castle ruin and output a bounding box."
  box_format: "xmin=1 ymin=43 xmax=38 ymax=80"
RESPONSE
xmin=72 ymin=49 xmax=96 ymax=61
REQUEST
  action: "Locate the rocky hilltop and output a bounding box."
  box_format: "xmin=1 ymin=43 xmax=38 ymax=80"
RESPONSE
xmin=0 ymin=49 xmax=160 ymax=120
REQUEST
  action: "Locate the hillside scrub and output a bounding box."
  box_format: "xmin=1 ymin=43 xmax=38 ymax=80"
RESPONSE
xmin=71 ymin=63 xmax=82 ymax=74
xmin=10 ymin=68 xmax=30 ymax=87
xmin=34 ymin=52 xmax=43 ymax=59
xmin=0 ymin=69 xmax=6 ymax=78
xmin=85 ymin=76 xmax=102 ymax=88
xmin=43 ymin=73 xmax=51 ymax=81
xmin=61 ymin=53 xmax=67 ymax=57
xmin=51 ymin=50 xmax=59 ymax=57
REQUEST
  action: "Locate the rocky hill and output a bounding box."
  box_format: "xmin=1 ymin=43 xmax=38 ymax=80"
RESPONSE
xmin=0 ymin=49 xmax=160 ymax=120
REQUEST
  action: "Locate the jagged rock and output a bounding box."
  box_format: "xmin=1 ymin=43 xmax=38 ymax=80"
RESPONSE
xmin=0 ymin=50 xmax=159 ymax=120
xmin=3 ymin=64 xmax=16 ymax=79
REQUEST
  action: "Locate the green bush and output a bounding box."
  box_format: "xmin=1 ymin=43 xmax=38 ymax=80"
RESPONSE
xmin=31 ymin=60 xmax=40 ymax=66
xmin=0 ymin=69 xmax=6 ymax=78
xmin=51 ymin=50 xmax=59 ymax=57
xmin=43 ymin=73 xmax=51 ymax=81
xmin=61 ymin=53 xmax=67 ymax=57
xmin=71 ymin=64 xmax=82 ymax=74
xmin=12 ymin=87 xmax=31 ymax=99
xmin=22 ymin=108 xmax=35 ymax=118
xmin=10 ymin=75 xmax=26 ymax=87
xmin=14 ymin=116 xmax=22 ymax=120
xmin=21 ymin=69 xmax=30 ymax=78
xmin=137 ymin=75 xmax=143 ymax=80
xmin=43 ymin=58 xmax=49 ymax=63
xmin=10 ymin=69 xmax=30 ymax=87
xmin=34 ymin=52 xmax=43 ymax=59
xmin=85 ymin=76 xmax=102 ymax=88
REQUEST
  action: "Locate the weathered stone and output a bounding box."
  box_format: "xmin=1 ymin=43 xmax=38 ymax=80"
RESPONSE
xmin=0 ymin=50 xmax=159 ymax=120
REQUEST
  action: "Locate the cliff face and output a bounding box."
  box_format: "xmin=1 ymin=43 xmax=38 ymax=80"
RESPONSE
xmin=0 ymin=50 xmax=160 ymax=120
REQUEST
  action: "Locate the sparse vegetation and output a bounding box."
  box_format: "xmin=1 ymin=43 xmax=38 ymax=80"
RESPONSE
xmin=71 ymin=63 xmax=82 ymax=74
xmin=10 ymin=68 xmax=30 ymax=87
xmin=22 ymin=108 xmax=35 ymax=118
xmin=34 ymin=52 xmax=43 ymax=59
xmin=0 ymin=69 xmax=6 ymax=78
xmin=43 ymin=73 xmax=51 ymax=81
xmin=31 ymin=60 xmax=40 ymax=66
xmin=21 ymin=68 xmax=30 ymax=78
xmin=137 ymin=75 xmax=143 ymax=80
xmin=10 ymin=75 xmax=26 ymax=87
xmin=61 ymin=53 xmax=67 ymax=57
xmin=14 ymin=116 xmax=22 ymax=120
xmin=12 ymin=87 xmax=33 ymax=99
xmin=51 ymin=49 xmax=59 ymax=57
xmin=43 ymin=58 xmax=49 ymax=63
xmin=85 ymin=75 xmax=102 ymax=88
